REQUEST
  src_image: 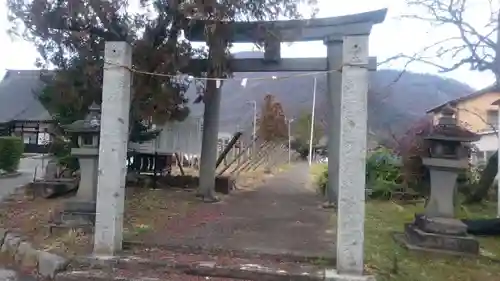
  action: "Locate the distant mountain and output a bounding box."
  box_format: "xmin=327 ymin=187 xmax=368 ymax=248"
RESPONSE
xmin=185 ymin=52 xmax=475 ymax=140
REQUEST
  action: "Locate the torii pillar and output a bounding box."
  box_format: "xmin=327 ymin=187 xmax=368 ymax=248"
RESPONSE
xmin=324 ymin=35 xmax=373 ymax=280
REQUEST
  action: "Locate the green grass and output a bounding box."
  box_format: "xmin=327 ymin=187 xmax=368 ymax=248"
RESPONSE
xmin=309 ymin=163 xmax=325 ymax=182
xmin=310 ymin=164 xmax=500 ymax=281
xmin=365 ymin=200 xmax=500 ymax=281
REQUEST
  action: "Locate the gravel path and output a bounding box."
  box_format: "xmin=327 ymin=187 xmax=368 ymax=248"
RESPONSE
xmin=138 ymin=161 xmax=336 ymax=260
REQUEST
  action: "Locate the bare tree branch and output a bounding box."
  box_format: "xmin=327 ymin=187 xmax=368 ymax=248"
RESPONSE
xmin=456 ymin=106 xmax=498 ymax=135
xmin=401 ymin=0 xmax=498 ymax=78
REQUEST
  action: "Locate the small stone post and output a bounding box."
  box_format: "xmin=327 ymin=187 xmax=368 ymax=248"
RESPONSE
xmin=94 ymin=41 xmax=132 ymax=255
xmin=324 ymin=38 xmax=343 ymax=207
xmin=335 ymin=35 xmax=370 ymax=278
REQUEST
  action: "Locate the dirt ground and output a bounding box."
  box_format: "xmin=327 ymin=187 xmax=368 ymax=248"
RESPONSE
xmin=126 ymin=162 xmax=335 ymax=261
xmin=0 ymin=164 xmax=322 ymax=262
xmin=0 ymin=186 xmax=203 ymax=257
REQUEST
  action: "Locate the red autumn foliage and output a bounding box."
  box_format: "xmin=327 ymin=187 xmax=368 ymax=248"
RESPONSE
xmin=395 ymin=117 xmax=434 ymax=195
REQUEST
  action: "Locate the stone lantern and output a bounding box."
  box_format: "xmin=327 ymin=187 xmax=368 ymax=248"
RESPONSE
xmin=400 ymin=104 xmax=481 ymax=255
xmin=61 ymin=102 xmax=101 ymax=224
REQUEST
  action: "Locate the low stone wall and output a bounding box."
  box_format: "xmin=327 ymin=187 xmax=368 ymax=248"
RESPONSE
xmin=0 ymin=228 xmax=68 ymax=279
xmin=158 ymin=175 xmax=235 ymax=194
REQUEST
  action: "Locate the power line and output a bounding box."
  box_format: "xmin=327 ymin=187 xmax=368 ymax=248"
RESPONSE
xmin=103 ymin=61 xmax=370 ymax=83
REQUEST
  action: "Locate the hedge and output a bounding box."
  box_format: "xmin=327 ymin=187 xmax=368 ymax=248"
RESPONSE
xmin=0 ymin=137 xmax=24 ymax=173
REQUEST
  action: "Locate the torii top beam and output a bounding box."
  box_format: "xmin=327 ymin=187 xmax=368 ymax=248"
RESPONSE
xmin=184 ymin=9 xmax=388 ymax=43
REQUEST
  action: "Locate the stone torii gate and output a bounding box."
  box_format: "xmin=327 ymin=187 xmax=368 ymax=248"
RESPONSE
xmin=93 ymin=8 xmax=387 ymax=281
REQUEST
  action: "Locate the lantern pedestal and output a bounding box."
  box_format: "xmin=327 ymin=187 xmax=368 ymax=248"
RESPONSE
xmin=49 ymin=103 xmax=101 ymax=232
xmin=398 ymin=159 xmax=480 ymax=256
xmin=398 ymin=214 xmax=479 ymax=256
xmin=60 ymin=147 xmax=99 ymax=226
xmin=395 ymin=104 xmax=480 ymax=256
xmin=422 ymin=157 xmax=467 ymax=218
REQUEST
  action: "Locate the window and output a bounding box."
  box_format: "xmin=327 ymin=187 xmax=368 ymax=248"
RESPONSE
xmin=486 ymin=110 xmax=499 ymax=129
xmin=81 ymin=135 xmax=94 ymax=146
xmin=22 ymin=132 xmax=37 ymax=144
xmin=37 ymin=132 xmax=51 ymax=145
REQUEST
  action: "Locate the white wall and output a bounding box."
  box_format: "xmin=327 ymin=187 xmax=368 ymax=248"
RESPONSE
xmin=129 ymin=116 xmax=203 ymax=155
xmin=471 ymin=131 xmax=498 ymax=164
xmin=128 ymin=117 xmax=234 ymax=156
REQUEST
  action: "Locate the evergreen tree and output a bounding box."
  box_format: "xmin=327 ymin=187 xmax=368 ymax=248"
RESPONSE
xmin=292 ymin=111 xmax=323 ymax=147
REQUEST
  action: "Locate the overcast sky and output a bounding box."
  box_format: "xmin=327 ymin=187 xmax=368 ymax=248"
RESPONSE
xmin=0 ymin=0 xmax=496 ymax=90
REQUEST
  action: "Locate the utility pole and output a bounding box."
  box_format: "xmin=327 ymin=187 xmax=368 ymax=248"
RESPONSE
xmin=287 ymin=118 xmax=294 ymax=164
xmin=247 ymin=100 xmax=257 ymax=154
xmin=308 ymin=77 xmax=317 ymax=166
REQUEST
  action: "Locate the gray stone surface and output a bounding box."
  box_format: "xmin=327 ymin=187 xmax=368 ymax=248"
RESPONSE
xmin=94 ymin=41 xmax=132 ymax=255
xmin=14 ymin=242 xmax=40 ymax=270
xmin=416 ymin=216 xmax=467 ymax=236
xmin=74 ymin=157 xmax=99 ymax=202
xmin=198 ymin=85 xmax=222 ymax=201
xmin=43 ymin=160 xmax=58 ymax=180
xmin=1 ymin=233 xmax=21 ymax=256
xmin=0 ymin=269 xmax=19 ymax=281
xmin=335 ymin=35 xmax=370 ymax=276
xmin=425 ymin=169 xmax=459 ymax=218
xmin=324 ymin=38 xmax=342 ymax=205
xmin=37 ymin=251 xmax=68 ymax=279
xmin=404 ymin=223 xmax=479 ymax=255
xmin=14 ymin=242 xmax=32 ymax=263
xmin=0 ymin=268 xmax=38 ymax=281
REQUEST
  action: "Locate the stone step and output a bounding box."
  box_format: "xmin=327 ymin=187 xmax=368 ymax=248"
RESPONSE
xmin=70 ymin=254 xmax=326 ymax=281
xmin=54 ymin=269 xmax=248 ymax=281
xmin=55 ymin=270 xmax=146 ymax=281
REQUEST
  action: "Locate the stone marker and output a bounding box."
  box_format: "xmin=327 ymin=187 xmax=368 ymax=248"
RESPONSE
xmin=93 ymin=41 xmax=132 ymax=255
xmin=333 ymin=35 xmax=371 ymax=279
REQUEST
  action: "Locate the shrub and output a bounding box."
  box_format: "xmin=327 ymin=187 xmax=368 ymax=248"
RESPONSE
xmin=49 ymin=136 xmax=79 ymax=172
xmin=317 ymin=164 xmax=328 ymax=195
xmin=366 ymin=147 xmax=403 ymax=199
xmin=315 ymin=147 xmax=403 ymax=199
xmin=0 ymin=137 xmax=24 ymax=173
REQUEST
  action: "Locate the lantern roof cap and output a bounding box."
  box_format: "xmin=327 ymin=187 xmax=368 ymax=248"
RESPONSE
xmin=425 ymin=105 xmax=480 ymax=142
xmin=64 ymin=102 xmax=101 ymax=133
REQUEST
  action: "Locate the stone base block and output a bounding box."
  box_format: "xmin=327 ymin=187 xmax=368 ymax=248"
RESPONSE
xmin=214 ymin=176 xmax=235 ymax=194
xmin=50 ymin=201 xmax=97 ymax=230
xmin=414 ymin=214 xmax=467 ymax=236
xmin=63 ymin=200 xmax=96 ymax=213
xmin=324 ymin=270 xmax=375 ymax=281
xmin=27 ymin=179 xmax=78 ymax=199
xmin=401 ymin=223 xmax=479 ymax=255
xmin=159 ymin=175 xmax=235 ymax=194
